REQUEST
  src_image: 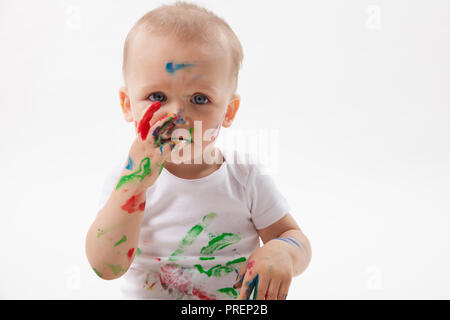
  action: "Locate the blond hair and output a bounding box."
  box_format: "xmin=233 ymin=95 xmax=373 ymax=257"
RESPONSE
xmin=122 ymin=1 xmax=244 ymax=89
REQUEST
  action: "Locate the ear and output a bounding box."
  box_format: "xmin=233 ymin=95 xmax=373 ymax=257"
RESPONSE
xmin=222 ymin=93 xmax=240 ymax=128
xmin=119 ymin=86 xmax=134 ymax=123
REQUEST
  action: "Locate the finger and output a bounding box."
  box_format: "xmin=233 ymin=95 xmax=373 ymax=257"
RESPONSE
xmin=149 ymin=113 xmax=178 ymax=147
xmin=233 ymin=260 xmax=250 ymax=289
xmin=254 ymin=275 xmax=270 ymax=300
xmin=137 ymin=102 xmax=162 ymax=140
xmin=265 ymin=279 xmax=280 ymax=300
xmin=238 ymin=273 xmax=259 ymax=300
xmin=277 ymin=278 xmax=291 ymax=300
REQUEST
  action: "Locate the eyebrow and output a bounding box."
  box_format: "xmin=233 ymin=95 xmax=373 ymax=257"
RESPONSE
xmin=137 ymin=76 xmax=219 ymax=96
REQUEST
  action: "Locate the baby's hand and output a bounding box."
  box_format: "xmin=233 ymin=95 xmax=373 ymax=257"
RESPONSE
xmin=233 ymin=240 xmax=293 ymax=300
xmin=122 ymin=102 xmax=186 ymax=190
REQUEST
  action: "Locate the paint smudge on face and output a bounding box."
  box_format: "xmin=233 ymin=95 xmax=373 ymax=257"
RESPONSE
xmin=176 ymin=116 xmax=186 ymax=124
xmin=137 ymin=101 xmax=162 ymax=140
xmin=166 ymin=62 xmax=195 ymax=75
xmin=217 ymin=287 xmax=238 ymax=299
xmin=200 ymin=233 xmax=241 ymax=255
xmin=113 ymin=235 xmax=127 ymax=247
xmin=175 ymin=109 xmax=186 ymax=124
xmin=189 ymin=127 xmax=194 ymax=143
xmin=125 ymin=156 xmax=134 ymax=170
xmin=115 ymin=157 xmax=152 ymax=190
xmin=121 ymin=192 xmax=146 ymax=213
xmin=169 ymin=212 xmax=217 ymax=260
xmin=136 ymin=248 xmax=141 ymax=256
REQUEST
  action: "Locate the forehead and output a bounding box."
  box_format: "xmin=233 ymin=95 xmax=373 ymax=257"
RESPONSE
xmin=127 ymin=31 xmax=231 ymax=88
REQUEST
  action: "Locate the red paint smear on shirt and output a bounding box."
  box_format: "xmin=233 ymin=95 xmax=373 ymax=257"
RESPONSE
xmin=121 ymin=193 xmax=146 ymax=214
xmin=137 ymin=101 xmax=162 ymax=140
xmin=192 ymin=287 xmax=216 ymax=300
xmin=159 ymin=264 xmax=216 ymax=300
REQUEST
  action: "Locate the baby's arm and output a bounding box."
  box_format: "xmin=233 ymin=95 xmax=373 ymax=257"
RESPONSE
xmin=234 ymin=213 xmax=311 ymax=300
xmin=257 ymin=213 xmax=312 ymax=276
xmin=85 ymin=105 xmax=184 ymax=280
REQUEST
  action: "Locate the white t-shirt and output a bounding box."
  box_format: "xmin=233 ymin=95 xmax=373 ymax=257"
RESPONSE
xmin=96 ymin=148 xmax=291 ymax=300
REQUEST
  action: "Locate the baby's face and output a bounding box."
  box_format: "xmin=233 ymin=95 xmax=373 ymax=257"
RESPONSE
xmin=120 ymin=31 xmax=240 ymax=163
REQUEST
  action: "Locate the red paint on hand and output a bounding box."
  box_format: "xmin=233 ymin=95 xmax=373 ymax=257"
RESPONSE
xmin=121 ymin=193 xmax=146 ymax=213
xmin=137 ymin=101 xmax=162 ymax=140
xmin=247 ymin=259 xmax=255 ymax=276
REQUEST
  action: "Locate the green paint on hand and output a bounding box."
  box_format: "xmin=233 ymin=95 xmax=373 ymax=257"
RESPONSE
xmin=113 ymin=235 xmax=127 ymax=247
xmin=115 ymin=157 xmax=152 ymax=190
xmin=169 ymin=212 xmax=217 ymax=260
xmin=189 ymin=127 xmax=194 ymax=143
xmin=200 ymin=233 xmax=241 ymax=255
xmin=217 ymin=287 xmax=238 ymax=299
xmin=199 ymin=257 xmax=216 ymax=260
xmin=136 ymin=247 xmax=141 ymax=256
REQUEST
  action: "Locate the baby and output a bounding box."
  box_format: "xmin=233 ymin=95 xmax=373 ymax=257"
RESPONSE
xmin=85 ymin=1 xmax=311 ymax=300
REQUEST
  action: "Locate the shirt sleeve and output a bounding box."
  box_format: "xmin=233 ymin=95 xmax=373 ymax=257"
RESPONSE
xmin=246 ymin=162 xmax=291 ymax=230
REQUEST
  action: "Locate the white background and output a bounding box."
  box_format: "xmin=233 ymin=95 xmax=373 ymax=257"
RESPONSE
xmin=0 ymin=0 xmax=449 ymax=299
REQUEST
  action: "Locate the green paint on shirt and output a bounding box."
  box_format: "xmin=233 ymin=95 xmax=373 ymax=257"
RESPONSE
xmin=169 ymin=212 xmax=217 ymax=261
xmin=200 ymin=233 xmax=241 ymax=255
xmin=217 ymin=287 xmax=238 ymax=299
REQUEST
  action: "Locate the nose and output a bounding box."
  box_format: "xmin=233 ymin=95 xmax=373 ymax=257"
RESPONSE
xmin=161 ymin=102 xmax=186 ymax=125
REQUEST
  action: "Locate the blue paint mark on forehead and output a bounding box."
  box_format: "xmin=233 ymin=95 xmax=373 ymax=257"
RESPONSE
xmin=166 ymin=62 xmax=195 ymax=75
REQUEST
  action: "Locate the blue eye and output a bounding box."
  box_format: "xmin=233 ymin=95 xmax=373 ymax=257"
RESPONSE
xmin=148 ymin=92 xmax=166 ymax=102
xmin=191 ymin=94 xmax=210 ymax=105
